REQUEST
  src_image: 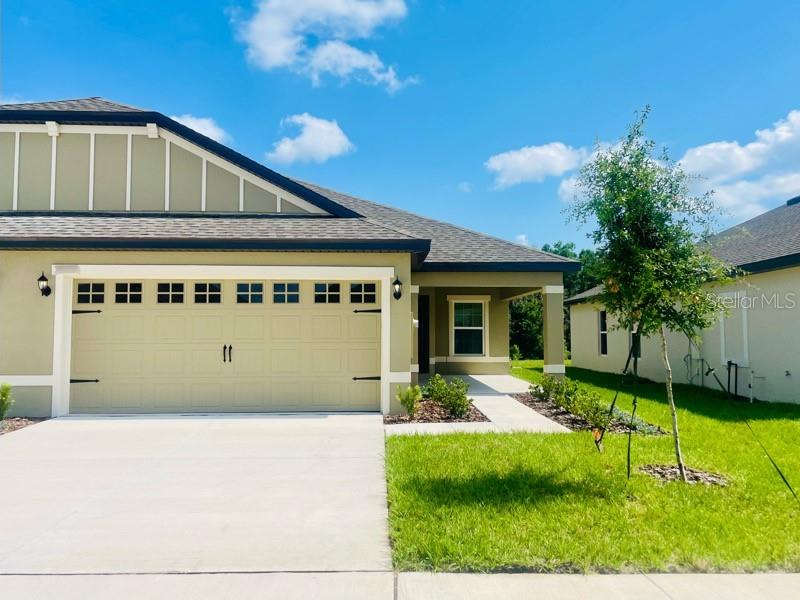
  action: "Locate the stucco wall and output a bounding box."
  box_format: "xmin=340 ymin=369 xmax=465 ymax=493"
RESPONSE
xmin=569 ymin=266 xmax=800 ymax=403
xmin=0 ymin=250 xmax=412 ymax=416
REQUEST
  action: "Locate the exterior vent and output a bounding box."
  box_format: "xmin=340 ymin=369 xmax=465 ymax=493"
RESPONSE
xmin=787 ymin=195 xmax=800 ymax=207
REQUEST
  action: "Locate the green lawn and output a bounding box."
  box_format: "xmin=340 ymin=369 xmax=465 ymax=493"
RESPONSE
xmin=386 ymin=360 xmax=800 ymax=573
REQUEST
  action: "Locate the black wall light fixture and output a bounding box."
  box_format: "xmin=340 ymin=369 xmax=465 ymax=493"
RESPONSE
xmin=392 ymin=277 xmax=402 ymax=300
xmin=37 ymin=272 xmax=51 ymax=297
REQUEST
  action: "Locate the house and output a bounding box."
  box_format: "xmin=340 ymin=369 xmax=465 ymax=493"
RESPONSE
xmin=0 ymin=98 xmax=578 ymax=417
xmin=567 ymin=197 xmax=800 ymax=404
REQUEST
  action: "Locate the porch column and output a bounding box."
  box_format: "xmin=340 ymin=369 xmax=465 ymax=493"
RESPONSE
xmin=542 ymin=285 xmax=565 ymax=377
xmin=410 ymin=286 xmax=419 ymax=385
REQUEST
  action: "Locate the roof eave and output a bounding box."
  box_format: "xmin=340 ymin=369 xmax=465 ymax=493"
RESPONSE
xmin=416 ymin=260 xmax=581 ymax=273
xmin=736 ymin=252 xmax=800 ymax=274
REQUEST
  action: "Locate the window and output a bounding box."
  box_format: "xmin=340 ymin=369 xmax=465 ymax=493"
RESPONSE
xmin=314 ymin=283 xmax=340 ymax=304
xmin=237 ymin=282 xmax=263 ymax=304
xmin=77 ymin=282 xmax=104 ymax=304
xmin=273 ymin=282 xmax=300 ymax=304
xmin=194 ymin=282 xmax=222 ymax=304
xmin=157 ymin=282 xmax=184 ymax=304
xmin=599 ymin=310 xmax=608 ymax=356
xmin=453 ymin=302 xmax=484 ymax=355
xmin=115 ymin=282 xmax=142 ymax=304
xmin=350 ymin=282 xmax=376 ymax=304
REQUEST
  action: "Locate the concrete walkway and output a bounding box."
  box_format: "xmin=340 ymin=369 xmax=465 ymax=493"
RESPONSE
xmin=385 ymin=374 xmax=568 ymax=435
xmin=2 ymin=571 xmax=797 ymax=599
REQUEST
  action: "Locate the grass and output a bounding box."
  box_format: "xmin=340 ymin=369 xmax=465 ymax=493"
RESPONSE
xmin=386 ymin=360 xmax=800 ymax=573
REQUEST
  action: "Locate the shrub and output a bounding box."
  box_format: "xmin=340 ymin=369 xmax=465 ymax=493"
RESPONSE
xmin=396 ymin=384 xmax=423 ymax=417
xmin=532 ymin=375 xmax=609 ymax=429
xmin=440 ymin=377 xmax=470 ymax=418
xmin=0 ymin=383 xmax=13 ymax=420
xmin=510 ymin=344 xmax=522 ymax=361
xmin=423 ymin=374 xmax=471 ymax=418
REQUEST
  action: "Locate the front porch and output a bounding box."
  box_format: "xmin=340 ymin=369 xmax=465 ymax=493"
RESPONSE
xmin=408 ymin=270 xmax=566 ymax=391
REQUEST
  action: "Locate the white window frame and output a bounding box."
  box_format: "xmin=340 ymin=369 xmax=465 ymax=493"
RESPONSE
xmin=448 ymin=295 xmax=490 ymax=357
xmin=314 ymin=282 xmax=341 ymax=304
xmin=157 ymin=282 xmax=185 ymax=304
xmin=598 ymin=310 xmax=609 ymax=356
xmin=194 ymin=282 xmax=223 ymax=304
xmin=272 ymin=282 xmax=300 ymax=304
xmin=114 ymin=282 xmax=143 ymax=304
xmin=236 ymin=281 xmax=264 ymax=304
xmin=350 ymin=282 xmax=377 ymax=304
xmin=76 ymin=282 xmax=105 ymax=304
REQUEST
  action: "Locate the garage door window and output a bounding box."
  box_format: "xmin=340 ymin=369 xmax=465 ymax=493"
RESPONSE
xmin=237 ymin=282 xmax=264 ymax=304
xmin=273 ymin=282 xmax=300 ymax=304
xmin=115 ymin=282 xmax=142 ymax=304
xmin=157 ymin=282 xmax=184 ymax=304
xmin=195 ymin=283 xmax=222 ymax=304
xmin=350 ymin=283 xmax=376 ymax=304
xmin=314 ymin=283 xmax=340 ymax=304
xmin=76 ymin=282 xmax=104 ymax=304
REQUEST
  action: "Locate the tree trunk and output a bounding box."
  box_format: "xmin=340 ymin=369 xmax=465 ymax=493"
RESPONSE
xmin=660 ymin=325 xmax=687 ymax=482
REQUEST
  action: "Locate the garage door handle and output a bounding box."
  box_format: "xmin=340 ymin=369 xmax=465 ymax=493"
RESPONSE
xmin=353 ymin=376 xmax=380 ymax=381
xmin=228 ymin=345 xmax=233 ymax=363
xmin=223 ymin=344 xmax=228 ymax=363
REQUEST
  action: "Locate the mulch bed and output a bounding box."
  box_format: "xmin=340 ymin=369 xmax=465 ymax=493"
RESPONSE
xmin=383 ymin=399 xmax=489 ymax=424
xmin=0 ymin=417 xmax=47 ymax=435
xmin=639 ymin=463 xmax=729 ymax=486
xmin=511 ymin=392 xmax=665 ymax=435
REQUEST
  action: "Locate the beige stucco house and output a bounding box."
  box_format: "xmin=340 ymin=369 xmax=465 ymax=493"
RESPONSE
xmin=567 ymin=197 xmax=800 ymax=404
xmin=0 ymin=98 xmax=577 ymax=417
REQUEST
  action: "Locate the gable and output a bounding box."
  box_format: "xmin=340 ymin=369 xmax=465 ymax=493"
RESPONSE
xmin=0 ymin=123 xmax=326 ymax=215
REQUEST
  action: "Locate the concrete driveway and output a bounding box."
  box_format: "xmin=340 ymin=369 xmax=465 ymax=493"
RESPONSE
xmin=0 ymin=414 xmax=390 ymax=575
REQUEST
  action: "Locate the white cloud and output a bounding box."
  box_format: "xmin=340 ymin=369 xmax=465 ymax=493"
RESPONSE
xmin=485 ymin=142 xmax=586 ymax=188
xmin=170 ymin=114 xmax=231 ymax=144
xmin=557 ymin=175 xmax=579 ymax=202
xmin=457 ymin=181 xmax=473 ymax=193
xmin=514 ymin=234 xmax=530 ymax=247
xmin=267 ymin=113 xmax=354 ymax=164
xmin=679 ymin=109 xmax=800 ymax=218
xmin=233 ymin=0 xmax=414 ymax=92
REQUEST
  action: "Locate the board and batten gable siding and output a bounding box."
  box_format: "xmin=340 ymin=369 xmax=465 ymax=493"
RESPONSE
xmin=0 ymin=125 xmax=321 ymax=214
xmin=0 ymin=132 xmax=14 ymax=209
xmin=569 ymin=265 xmax=800 ymax=403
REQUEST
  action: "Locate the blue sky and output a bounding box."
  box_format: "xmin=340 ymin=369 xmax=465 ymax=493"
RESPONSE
xmin=3 ymin=1 xmax=800 ymax=250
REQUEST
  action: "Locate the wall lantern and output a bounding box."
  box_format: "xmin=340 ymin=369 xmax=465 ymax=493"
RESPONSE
xmin=392 ymin=277 xmax=403 ymax=300
xmin=37 ymin=272 xmax=51 ymax=297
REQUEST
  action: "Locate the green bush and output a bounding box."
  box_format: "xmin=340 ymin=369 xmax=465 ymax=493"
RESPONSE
xmin=510 ymin=344 xmax=522 ymax=361
xmin=0 ymin=383 xmax=13 ymax=420
xmin=396 ymin=384 xmax=423 ymax=417
xmin=423 ymin=374 xmax=471 ymax=418
xmin=532 ymin=375 xmax=609 ymax=429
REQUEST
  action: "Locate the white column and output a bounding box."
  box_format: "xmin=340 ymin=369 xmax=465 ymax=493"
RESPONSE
xmin=51 ymin=273 xmax=74 ymax=416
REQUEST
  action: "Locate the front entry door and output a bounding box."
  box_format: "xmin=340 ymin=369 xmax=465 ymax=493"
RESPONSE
xmin=418 ymin=295 xmax=430 ymax=374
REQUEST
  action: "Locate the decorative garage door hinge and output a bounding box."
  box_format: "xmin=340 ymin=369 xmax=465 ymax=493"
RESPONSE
xmin=352 ymin=376 xmax=381 ymax=381
xmin=72 ymin=309 xmax=102 ymax=315
xmin=70 ymin=378 xmax=100 ymax=384
xmin=353 ymin=308 xmax=381 ymax=314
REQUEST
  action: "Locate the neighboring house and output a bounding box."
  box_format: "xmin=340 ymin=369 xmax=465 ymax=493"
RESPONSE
xmin=567 ymin=197 xmax=800 ymax=404
xmin=0 ymin=98 xmax=578 ymax=417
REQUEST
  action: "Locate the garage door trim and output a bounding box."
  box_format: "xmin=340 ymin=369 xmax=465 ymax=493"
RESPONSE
xmin=51 ymin=264 xmax=395 ymax=417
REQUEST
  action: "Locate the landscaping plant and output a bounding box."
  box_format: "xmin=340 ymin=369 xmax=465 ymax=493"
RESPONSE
xmin=569 ymin=107 xmax=732 ymax=481
xmin=0 ymin=383 xmax=13 ymax=420
xmin=423 ymin=374 xmax=471 ymax=419
xmin=533 ymin=375 xmax=610 ymax=430
xmin=396 ymin=384 xmax=423 ymax=418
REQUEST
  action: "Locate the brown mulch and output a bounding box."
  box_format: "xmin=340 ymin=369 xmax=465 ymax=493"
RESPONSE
xmin=383 ymin=399 xmax=489 ymax=424
xmin=511 ymin=391 xmax=666 ymax=435
xmin=640 ymin=464 xmax=729 ymax=486
xmin=0 ymin=417 xmax=48 ymax=435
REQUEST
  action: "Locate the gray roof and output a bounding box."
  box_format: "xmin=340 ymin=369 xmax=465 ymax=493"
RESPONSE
xmin=0 ymin=97 xmax=580 ymax=272
xmin=0 ymin=97 xmax=143 ymax=112
xmin=299 ymin=181 xmax=578 ymax=271
xmin=0 ymin=214 xmax=428 ymax=254
xmin=705 ymin=197 xmax=800 ymax=271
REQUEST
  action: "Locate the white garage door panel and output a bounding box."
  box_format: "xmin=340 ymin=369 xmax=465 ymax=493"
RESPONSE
xmin=70 ymin=279 xmax=381 ymax=413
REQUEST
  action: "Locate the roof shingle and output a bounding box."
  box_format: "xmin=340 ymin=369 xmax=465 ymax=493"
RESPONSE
xmin=0 ymin=97 xmax=142 ymax=112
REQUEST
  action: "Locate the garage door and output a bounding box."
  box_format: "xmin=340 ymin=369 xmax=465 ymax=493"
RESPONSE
xmin=70 ymin=279 xmax=381 ymax=413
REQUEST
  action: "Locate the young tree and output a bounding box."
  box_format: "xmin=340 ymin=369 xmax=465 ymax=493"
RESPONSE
xmin=569 ymin=107 xmax=732 ymax=481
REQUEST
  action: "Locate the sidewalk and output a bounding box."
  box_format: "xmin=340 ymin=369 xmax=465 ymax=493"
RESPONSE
xmin=3 ymin=572 xmax=798 ymax=599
